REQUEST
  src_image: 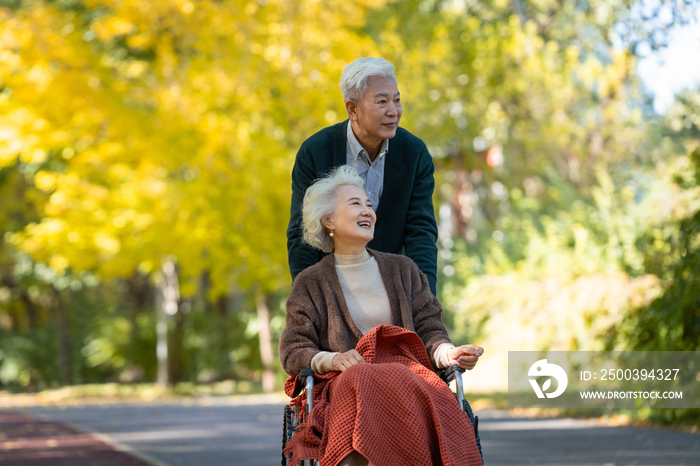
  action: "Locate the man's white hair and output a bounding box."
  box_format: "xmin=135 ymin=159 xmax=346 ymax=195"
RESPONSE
xmin=340 ymin=57 xmax=397 ymax=103
xmin=302 ymin=165 xmax=365 ymax=253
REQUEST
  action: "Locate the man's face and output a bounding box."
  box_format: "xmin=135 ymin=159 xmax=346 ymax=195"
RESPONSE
xmin=348 ymin=75 xmax=402 ymax=147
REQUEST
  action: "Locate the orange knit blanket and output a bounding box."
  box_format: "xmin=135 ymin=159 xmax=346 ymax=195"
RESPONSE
xmin=283 ymin=325 xmax=483 ymax=466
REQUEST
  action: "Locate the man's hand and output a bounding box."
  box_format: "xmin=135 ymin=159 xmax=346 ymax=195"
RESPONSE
xmin=332 ymin=349 xmax=365 ymax=372
xmin=447 ymin=344 xmax=484 ymax=370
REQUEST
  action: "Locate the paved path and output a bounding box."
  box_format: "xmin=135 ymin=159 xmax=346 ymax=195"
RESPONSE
xmin=0 ymin=411 xmax=153 ymax=466
xmin=10 ymin=397 xmax=700 ymax=466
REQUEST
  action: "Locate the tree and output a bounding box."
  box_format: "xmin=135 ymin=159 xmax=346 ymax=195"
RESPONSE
xmin=617 ymin=90 xmax=700 ymax=352
xmin=1 ymin=0 xmax=387 ymax=388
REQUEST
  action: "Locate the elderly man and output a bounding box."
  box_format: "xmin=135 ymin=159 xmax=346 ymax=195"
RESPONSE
xmin=286 ymin=57 xmax=439 ymax=294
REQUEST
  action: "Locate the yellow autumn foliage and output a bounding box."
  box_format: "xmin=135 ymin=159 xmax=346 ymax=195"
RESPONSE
xmin=1 ymin=0 xmax=386 ymax=296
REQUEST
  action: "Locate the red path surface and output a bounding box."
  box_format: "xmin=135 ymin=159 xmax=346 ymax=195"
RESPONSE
xmin=0 ymin=411 xmax=154 ymax=466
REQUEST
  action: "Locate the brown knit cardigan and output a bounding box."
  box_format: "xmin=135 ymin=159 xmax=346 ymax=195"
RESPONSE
xmin=279 ymin=249 xmax=452 ymax=376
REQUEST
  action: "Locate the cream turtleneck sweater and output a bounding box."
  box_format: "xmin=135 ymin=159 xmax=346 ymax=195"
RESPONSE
xmin=310 ymin=249 xmax=453 ymax=374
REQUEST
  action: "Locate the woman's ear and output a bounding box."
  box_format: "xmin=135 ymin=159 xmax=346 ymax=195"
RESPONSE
xmin=321 ymin=215 xmax=334 ymax=231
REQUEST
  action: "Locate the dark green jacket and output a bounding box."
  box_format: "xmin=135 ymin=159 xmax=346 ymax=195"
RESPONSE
xmin=286 ymin=120 xmax=438 ymax=294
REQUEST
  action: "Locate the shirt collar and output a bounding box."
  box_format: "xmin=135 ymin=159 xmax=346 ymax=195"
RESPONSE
xmin=334 ymin=248 xmax=372 ymax=266
xmin=347 ymin=121 xmax=389 ymax=163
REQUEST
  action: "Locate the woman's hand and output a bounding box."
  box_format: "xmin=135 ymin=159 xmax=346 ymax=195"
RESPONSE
xmin=447 ymin=345 xmax=484 ymax=370
xmin=332 ymin=349 xmax=365 ymax=372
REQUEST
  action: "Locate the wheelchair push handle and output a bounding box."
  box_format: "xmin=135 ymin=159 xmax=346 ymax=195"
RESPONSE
xmin=300 ymin=369 xmax=315 ymax=414
xmin=291 ymin=368 xmax=315 ymax=398
xmin=440 ymin=364 xmax=466 ymax=407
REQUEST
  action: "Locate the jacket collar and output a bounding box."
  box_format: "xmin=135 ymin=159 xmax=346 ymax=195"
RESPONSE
xmin=331 ymin=120 xmax=350 ymax=167
xmin=319 ymin=249 xmax=402 ymax=339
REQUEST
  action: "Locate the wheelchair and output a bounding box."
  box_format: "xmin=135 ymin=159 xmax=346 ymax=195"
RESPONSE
xmin=282 ymin=365 xmax=483 ymax=466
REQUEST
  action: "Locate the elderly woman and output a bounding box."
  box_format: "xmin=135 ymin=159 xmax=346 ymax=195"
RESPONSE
xmin=280 ymin=166 xmax=484 ymax=466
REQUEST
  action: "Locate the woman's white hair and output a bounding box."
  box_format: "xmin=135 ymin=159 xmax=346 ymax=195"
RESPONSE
xmin=340 ymin=57 xmax=397 ymax=103
xmin=302 ymin=165 xmax=365 ymax=253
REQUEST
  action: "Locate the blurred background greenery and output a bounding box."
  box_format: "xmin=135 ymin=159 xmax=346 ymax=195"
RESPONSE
xmin=1 ymin=0 xmax=699 ymax=423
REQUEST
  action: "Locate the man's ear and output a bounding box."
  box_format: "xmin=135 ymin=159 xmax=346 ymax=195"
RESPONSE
xmin=346 ymin=100 xmax=358 ymax=121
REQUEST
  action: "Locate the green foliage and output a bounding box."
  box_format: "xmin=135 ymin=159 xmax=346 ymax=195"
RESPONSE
xmin=618 ymin=147 xmax=700 ymax=351
xmin=0 ymin=331 xmax=59 ymax=388
xmin=0 ymin=277 xmax=289 ymax=389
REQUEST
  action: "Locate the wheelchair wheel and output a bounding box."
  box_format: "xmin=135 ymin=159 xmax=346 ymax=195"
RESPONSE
xmin=282 ymin=405 xmax=295 ymax=466
xmin=462 ymin=399 xmax=484 ymax=464
xmin=282 ymin=404 xmax=319 ymax=466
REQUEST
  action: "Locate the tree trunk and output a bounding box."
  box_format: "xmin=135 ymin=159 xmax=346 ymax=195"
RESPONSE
xmin=54 ymin=288 xmax=71 ymax=386
xmin=21 ymin=290 xmax=38 ymax=331
xmin=156 ymin=260 xmax=180 ymax=388
xmin=1 ymin=271 xmax=38 ymax=331
xmin=199 ymin=271 xmax=212 ymax=313
xmin=217 ymin=295 xmax=228 ymax=376
xmin=126 ymin=272 xmax=151 ymax=342
xmin=169 ymin=308 xmax=184 ymax=384
xmin=255 ymin=291 xmax=275 ymax=393
xmin=155 ymin=277 xmax=168 ymax=388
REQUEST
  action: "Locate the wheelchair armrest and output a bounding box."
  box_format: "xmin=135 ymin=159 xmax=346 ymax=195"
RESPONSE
xmin=291 ymin=368 xmax=315 ymax=398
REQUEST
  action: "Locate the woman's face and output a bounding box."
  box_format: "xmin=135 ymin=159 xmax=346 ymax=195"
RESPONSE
xmin=325 ymin=184 xmax=376 ymax=254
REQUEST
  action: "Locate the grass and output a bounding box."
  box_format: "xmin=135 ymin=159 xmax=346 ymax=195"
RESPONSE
xmin=556 ymin=407 xmax=700 ymax=433
xmin=0 ymin=380 xmax=277 ymax=407
xmin=466 ymin=391 xmax=509 ymax=410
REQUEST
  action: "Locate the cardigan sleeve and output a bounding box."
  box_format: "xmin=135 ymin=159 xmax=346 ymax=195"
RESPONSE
xmin=286 ymin=143 xmax=323 ymax=282
xmin=406 ymin=259 xmax=451 ymax=369
xmin=402 ymin=143 xmax=438 ymax=295
xmin=279 ymin=280 xmax=324 ymax=377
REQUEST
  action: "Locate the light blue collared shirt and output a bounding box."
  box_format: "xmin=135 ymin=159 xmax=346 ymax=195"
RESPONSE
xmin=346 ymin=122 xmax=388 ymax=210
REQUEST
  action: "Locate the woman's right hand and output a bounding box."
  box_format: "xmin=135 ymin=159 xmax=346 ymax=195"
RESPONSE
xmin=332 ymin=349 xmax=365 ymax=372
xmin=447 ymin=344 xmax=484 ymax=370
